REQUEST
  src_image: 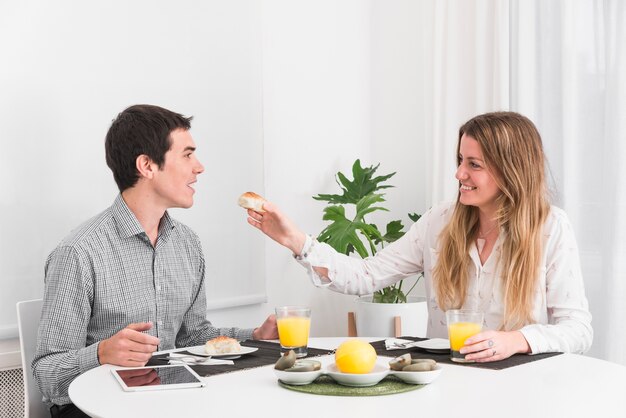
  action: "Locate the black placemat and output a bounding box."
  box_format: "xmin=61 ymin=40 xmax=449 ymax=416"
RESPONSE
xmin=372 ymin=337 xmax=562 ymax=370
xmin=148 ymin=340 xmax=333 ymax=377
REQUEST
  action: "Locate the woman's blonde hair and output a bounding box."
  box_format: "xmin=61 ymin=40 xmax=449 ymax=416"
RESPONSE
xmin=433 ymin=111 xmax=550 ymax=330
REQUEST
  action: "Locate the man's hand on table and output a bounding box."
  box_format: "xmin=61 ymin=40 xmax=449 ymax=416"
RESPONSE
xmin=252 ymin=314 xmax=278 ymax=340
xmin=98 ymin=322 xmax=160 ymax=366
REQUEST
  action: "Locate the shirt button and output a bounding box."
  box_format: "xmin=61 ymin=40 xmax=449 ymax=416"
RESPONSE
xmin=156 ymin=285 xmax=161 ymax=292
xmin=158 ymin=320 xmax=163 ymax=326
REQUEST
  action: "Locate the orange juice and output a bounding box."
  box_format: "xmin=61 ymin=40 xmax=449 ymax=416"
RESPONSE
xmin=277 ymin=316 xmax=311 ymax=348
xmin=448 ymin=321 xmax=482 ymax=351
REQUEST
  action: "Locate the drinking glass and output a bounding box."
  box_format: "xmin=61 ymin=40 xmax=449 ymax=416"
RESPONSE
xmin=275 ymin=306 xmax=311 ymax=358
xmin=446 ymin=309 xmax=484 ymax=363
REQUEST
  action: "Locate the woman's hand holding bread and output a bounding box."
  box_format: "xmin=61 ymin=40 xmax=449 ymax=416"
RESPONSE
xmin=239 ymin=192 xmax=307 ymax=256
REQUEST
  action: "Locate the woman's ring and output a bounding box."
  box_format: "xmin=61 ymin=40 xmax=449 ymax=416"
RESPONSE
xmin=488 ymin=340 xmax=494 ymax=347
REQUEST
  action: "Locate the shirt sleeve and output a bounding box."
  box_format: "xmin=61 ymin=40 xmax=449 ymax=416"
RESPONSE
xmin=175 ymin=239 xmax=254 ymax=347
xmin=520 ymin=210 xmax=593 ymax=354
xmin=295 ymin=208 xmax=430 ymax=295
xmin=32 ymin=246 xmax=101 ymax=406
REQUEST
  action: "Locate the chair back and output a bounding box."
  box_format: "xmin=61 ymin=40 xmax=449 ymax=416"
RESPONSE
xmin=17 ymin=299 xmax=49 ymax=418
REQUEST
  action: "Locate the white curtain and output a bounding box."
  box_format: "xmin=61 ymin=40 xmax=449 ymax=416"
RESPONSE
xmin=424 ymin=0 xmax=626 ymax=365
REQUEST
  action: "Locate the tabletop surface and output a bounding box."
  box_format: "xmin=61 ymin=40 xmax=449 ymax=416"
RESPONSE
xmin=69 ymin=337 xmax=626 ymax=418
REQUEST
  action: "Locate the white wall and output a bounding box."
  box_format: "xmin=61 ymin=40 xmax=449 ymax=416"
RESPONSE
xmin=0 ymin=0 xmax=267 ymax=341
xmin=370 ymin=0 xmax=434 ymax=219
xmin=0 ymin=1 xmax=435 ymax=343
xmin=257 ymin=0 xmax=374 ymax=336
xmin=227 ymin=0 xmax=432 ymax=336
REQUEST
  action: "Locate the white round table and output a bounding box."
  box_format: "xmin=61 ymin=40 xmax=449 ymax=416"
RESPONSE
xmin=69 ymin=337 xmax=626 ymax=418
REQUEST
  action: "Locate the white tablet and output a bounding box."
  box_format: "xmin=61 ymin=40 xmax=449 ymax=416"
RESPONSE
xmin=111 ymin=364 xmax=205 ymax=392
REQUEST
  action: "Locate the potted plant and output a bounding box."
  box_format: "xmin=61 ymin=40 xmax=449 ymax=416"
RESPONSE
xmin=314 ymin=159 xmax=428 ymax=337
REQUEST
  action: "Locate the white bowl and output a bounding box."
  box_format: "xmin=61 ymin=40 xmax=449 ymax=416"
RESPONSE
xmin=274 ymin=368 xmax=323 ymax=386
xmin=390 ymin=364 xmax=442 ymax=384
xmin=325 ymin=363 xmax=389 ymax=387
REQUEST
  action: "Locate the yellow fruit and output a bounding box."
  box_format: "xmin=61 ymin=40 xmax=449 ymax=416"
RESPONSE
xmin=335 ymin=339 xmax=377 ymax=374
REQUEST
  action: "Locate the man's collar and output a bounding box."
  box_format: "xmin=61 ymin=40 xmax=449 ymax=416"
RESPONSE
xmin=159 ymin=210 xmax=175 ymax=235
xmin=111 ymin=194 xmax=145 ymax=239
xmin=111 ymin=194 xmax=176 ymax=239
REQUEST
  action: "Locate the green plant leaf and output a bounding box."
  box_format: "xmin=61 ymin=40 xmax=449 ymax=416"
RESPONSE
xmin=320 ymin=205 xmax=347 ymax=222
xmin=313 ymin=160 xmax=396 ymax=205
xmin=408 ymin=213 xmax=422 ymax=223
xmin=314 ymin=159 xmax=424 ymax=303
xmin=355 ymin=193 xmax=388 ymax=220
xmin=382 ymin=220 xmax=405 ymax=243
xmin=317 ymin=206 xmax=371 ymax=258
xmin=373 ymin=286 xmax=406 ymax=303
xmin=371 ymin=220 xmax=405 ymax=246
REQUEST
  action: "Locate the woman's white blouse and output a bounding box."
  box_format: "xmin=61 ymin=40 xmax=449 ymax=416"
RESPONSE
xmin=296 ymin=201 xmax=593 ymax=354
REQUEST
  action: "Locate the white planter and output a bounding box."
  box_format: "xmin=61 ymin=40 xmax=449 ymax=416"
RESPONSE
xmin=353 ymin=296 xmax=428 ymax=338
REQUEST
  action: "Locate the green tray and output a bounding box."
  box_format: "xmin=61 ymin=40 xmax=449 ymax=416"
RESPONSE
xmin=278 ymin=375 xmax=424 ymax=396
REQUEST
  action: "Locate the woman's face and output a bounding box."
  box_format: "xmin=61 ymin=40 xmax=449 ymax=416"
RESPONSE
xmin=455 ymin=134 xmax=502 ymax=215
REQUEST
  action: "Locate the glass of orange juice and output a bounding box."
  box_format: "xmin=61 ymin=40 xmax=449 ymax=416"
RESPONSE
xmin=446 ymin=309 xmax=484 ymax=363
xmin=275 ymin=306 xmax=311 ymax=358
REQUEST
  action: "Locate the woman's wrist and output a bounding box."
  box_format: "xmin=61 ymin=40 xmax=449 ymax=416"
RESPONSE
xmin=288 ymin=231 xmax=307 ymax=255
xmin=515 ymin=331 xmax=531 ymax=354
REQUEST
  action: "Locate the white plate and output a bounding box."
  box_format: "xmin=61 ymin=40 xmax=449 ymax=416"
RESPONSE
xmin=412 ymin=338 xmax=450 ymax=353
xmin=274 ymin=368 xmax=323 ymax=386
xmin=390 ymin=364 xmax=442 ymax=384
xmin=325 ymin=363 xmax=389 ymax=387
xmin=186 ymin=345 xmax=258 ymax=359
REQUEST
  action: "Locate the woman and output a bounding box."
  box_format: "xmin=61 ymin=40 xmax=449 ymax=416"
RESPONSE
xmin=247 ymin=111 xmax=592 ymax=362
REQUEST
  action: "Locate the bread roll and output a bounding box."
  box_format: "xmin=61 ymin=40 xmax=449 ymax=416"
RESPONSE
xmin=204 ymin=336 xmax=242 ymax=355
xmin=238 ymin=191 xmax=266 ymax=213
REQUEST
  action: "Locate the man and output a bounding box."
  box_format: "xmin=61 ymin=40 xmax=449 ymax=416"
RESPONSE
xmin=33 ymin=104 xmax=277 ymax=417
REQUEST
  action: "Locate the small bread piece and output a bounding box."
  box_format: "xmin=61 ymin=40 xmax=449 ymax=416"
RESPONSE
xmin=205 ymin=336 xmax=242 ymax=355
xmin=238 ymin=191 xmax=266 ymax=213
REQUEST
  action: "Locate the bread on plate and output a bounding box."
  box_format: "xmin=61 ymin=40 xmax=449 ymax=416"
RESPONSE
xmin=205 ymin=336 xmax=242 ymax=355
xmin=238 ymin=191 xmax=266 ymax=213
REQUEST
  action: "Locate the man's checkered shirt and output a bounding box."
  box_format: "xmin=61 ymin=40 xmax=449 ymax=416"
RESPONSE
xmin=33 ymin=195 xmax=253 ymax=405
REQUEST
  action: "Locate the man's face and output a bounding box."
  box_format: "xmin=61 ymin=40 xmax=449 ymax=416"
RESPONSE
xmin=151 ymin=128 xmax=204 ymax=209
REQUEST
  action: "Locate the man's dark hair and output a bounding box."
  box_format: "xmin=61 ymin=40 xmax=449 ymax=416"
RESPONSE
xmin=105 ymin=104 xmax=193 ymax=192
